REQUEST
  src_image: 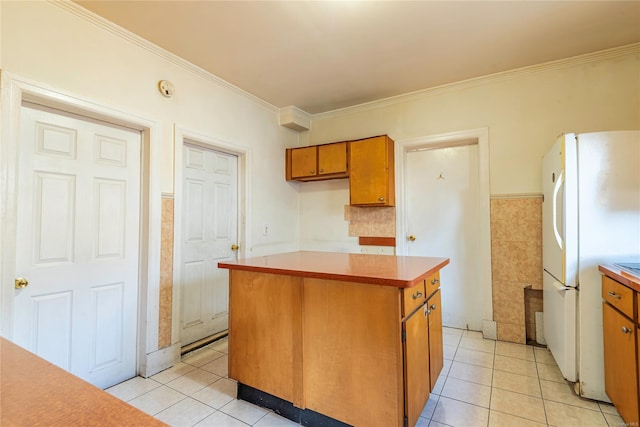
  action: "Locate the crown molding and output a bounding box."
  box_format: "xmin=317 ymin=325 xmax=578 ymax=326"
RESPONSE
xmin=314 ymin=43 xmax=640 ymax=120
xmin=47 ymin=1 xmax=640 ymax=120
xmin=52 ymin=0 xmax=279 ymax=113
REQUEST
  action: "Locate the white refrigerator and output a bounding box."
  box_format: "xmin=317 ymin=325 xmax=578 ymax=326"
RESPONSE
xmin=542 ymin=130 xmax=640 ymax=402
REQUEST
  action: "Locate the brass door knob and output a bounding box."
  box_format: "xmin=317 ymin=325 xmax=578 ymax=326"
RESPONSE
xmin=408 ymin=235 xmax=416 ymax=241
xmin=15 ymin=277 xmax=29 ymax=289
xmin=231 ymin=244 xmax=239 ymax=251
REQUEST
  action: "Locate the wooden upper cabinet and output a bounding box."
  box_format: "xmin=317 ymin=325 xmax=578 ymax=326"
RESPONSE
xmin=285 ymin=135 xmax=395 ymax=206
xmin=286 ymin=142 xmax=348 ymax=181
xmin=290 ymin=146 xmax=317 ymax=179
xmin=349 ymin=135 xmax=395 ymax=206
xmin=318 ymin=142 xmax=348 ymax=176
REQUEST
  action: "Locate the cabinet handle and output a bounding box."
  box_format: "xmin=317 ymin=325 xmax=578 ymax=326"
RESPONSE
xmin=319 ymin=169 xmax=324 ymax=173
xmin=431 ymin=278 xmax=439 ymax=285
xmin=430 ymin=304 xmax=437 ymax=310
xmin=622 ymin=326 xmax=632 ymax=334
xmin=310 ymin=169 xmax=316 ymax=174
xmin=607 ymin=291 xmax=621 ymax=299
xmin=378 ymin=197 xmax=385 ymax=202
xmin=412 ymin=291 xmax=423 ymax=300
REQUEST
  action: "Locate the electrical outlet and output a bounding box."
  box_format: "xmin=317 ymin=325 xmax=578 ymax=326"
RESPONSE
xmin=263 ymin=224 xmax=269 ymax=236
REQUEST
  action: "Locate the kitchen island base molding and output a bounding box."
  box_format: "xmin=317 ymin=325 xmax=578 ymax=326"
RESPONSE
xmin=238 ymin=383 xmax=352 ymax=427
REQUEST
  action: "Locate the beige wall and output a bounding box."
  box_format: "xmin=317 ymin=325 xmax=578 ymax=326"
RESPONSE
xmin=305 ymin=48 xmax=639 ymax=193
xmin=297 ymin=47 xmax=639 ymax=251
xmin=0 ymin=1 xmax=301 ymax=367
xmin=2 ymin=2 xmax=638 ymax=357
xmin=297 ymin=46 xmax=639 ymax=339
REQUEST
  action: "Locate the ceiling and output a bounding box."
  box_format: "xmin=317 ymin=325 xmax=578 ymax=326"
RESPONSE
xmin=75 ymin=1 xmax=640 ymax=115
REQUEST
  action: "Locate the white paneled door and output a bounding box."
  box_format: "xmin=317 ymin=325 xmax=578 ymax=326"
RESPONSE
xmin=406 ymin=144 xmax=482 ymax=331
xmin=181 ymin=144 xmax=238 ymax=346
xmin=13 ymin=105 xmax=141 ymax=389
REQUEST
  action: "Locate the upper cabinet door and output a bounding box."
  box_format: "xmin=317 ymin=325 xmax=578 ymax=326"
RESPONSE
xmin=318 ymin=142 xmax=348 ymax=176
xmin=290 ymin=146 xmax=317 ymax=179
xmin=349 ymin=135 xmax=395 ymax=206
xmin=286 ymin=142 xmax=349 ymax=181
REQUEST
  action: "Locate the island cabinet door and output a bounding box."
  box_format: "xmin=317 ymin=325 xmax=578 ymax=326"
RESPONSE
xmin=602 ymin=301 xmax=638 ymax=425
xmin=403 ymin=303 xmax=431 ymax=427
xmin=427 ymin=289 xmax=444 ymax=391
xmin=228 ymin=270 xmax=304 ymax=407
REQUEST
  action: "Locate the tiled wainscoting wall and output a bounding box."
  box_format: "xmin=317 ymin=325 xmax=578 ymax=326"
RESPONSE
xmin=490 ymin=196 xmax=543 ymax=344
xmin=159 ymin=194 xmax=175 ymax=349
xmin=159 ymin=197 xmax=543 ymax=350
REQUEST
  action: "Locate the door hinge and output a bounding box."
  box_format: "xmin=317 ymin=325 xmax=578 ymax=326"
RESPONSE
xmin=402 ymin=330 xmax=406 ymax=342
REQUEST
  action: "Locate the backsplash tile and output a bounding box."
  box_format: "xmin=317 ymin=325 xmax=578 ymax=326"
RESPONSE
xmin=345 ymin=205 xmax=396 ymax=237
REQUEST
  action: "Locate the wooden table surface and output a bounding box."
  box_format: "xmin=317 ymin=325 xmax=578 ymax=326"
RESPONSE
xmin=219 ymin=251 xmax=449 ymax=288
xmin=0 ymin=337 xmax=166 ymax=426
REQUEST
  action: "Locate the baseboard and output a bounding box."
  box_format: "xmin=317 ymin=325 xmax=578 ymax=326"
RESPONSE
xmin=482 ymin=320 xmax=497 ymax=340
xmin=139 ymin=342 xmax=181 ymax=377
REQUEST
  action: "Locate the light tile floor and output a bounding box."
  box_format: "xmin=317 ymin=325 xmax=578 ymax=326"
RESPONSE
xmin=106 ymin=328 xmax=625 ymax=427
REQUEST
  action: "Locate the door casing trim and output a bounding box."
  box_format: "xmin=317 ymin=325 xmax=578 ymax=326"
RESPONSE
xmin=173 ymin=125 xmax=251 ymax=347
xmin=0 ymin=71 xmax=163 ymax=376
xmin=395 ymin=128 xmax=495 ymax=338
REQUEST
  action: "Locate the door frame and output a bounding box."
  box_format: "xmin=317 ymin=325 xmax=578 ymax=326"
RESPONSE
xmin=0 ymin=71 xmax=163 ymax=376
xmin=172 ymin=126 xmax=250 ymax=346
xmin=395 ymin=128 xmax=495 ymax=338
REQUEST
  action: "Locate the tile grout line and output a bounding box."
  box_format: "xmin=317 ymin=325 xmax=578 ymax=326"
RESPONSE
xmin=533 ymin=346 xmax=551 ymax=426
xmin=487 ymin=340 xmax=496 ymax=427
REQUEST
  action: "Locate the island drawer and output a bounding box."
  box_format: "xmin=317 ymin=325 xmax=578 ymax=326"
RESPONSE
xmin=403 ymin=282 xmax=427 ymax=316
xmin=425 ymin=271 xmax=441 ymax=297
xmin=603 ymin=276 xmax=634 ymax=319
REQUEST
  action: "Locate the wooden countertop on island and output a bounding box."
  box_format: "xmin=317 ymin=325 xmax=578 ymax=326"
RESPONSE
xmin=218 ymin=251 xmax=449 ymax=288
xmin=0 ymin=337 xmax=166 ymax=426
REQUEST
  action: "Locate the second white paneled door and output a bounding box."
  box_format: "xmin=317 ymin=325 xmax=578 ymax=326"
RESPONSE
xmin=181 ymin=144 xmax=238 ymax=346
xmin=13 ymin=104 xmax=141 ymax=389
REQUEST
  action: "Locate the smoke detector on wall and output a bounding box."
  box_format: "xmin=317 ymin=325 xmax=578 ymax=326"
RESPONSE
xmin=158 ymin=80 xmax=175 ymax=98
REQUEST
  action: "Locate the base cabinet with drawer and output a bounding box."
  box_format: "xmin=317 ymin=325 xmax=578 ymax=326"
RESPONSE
xmin=600 ymin=268 xmax=640 ymax=426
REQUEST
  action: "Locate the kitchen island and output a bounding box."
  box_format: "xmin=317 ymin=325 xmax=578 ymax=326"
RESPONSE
xmin=218 ymin=251 xmax=449 ymax=427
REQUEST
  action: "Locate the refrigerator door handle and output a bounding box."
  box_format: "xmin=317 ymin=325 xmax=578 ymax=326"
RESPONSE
xmin=553 ymin=281 xmax=572 ymax=291
xmin=552 ymin=170 xmax=564 ymax=250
